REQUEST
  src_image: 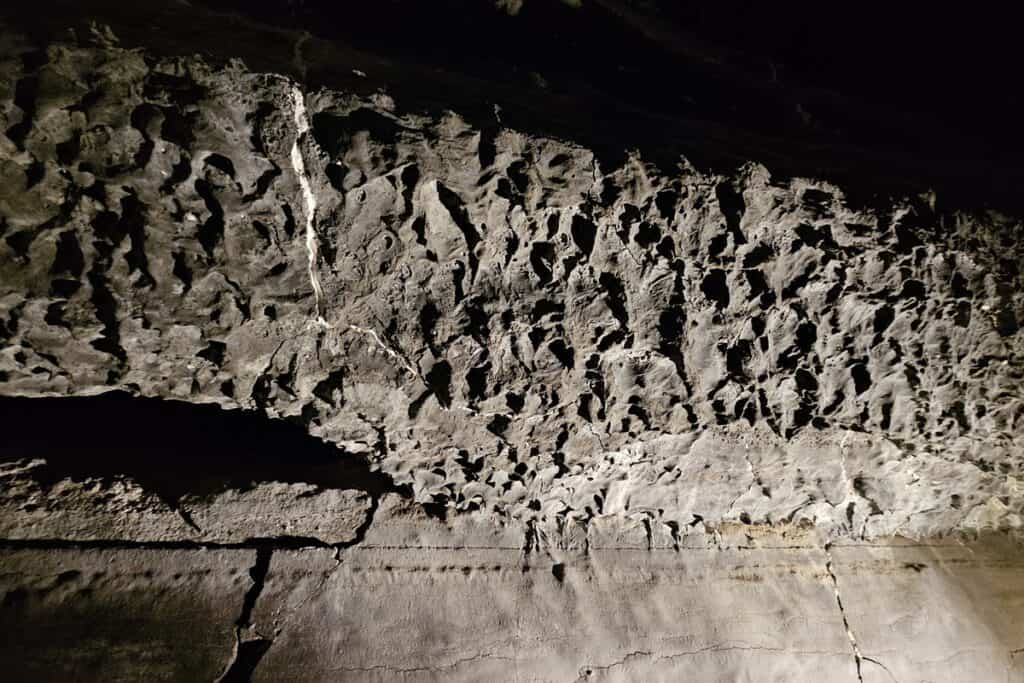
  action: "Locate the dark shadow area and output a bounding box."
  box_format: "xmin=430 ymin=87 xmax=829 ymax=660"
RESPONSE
xmin=202 ymin=0 xmax=1024 ymax=211
xmin=0 ymin=392 xmax=402 ymax=509
xmin=2 ymin=1 xmax=1023 ymax=212
xmin=218 ymin=639 xmax=273 ymax=683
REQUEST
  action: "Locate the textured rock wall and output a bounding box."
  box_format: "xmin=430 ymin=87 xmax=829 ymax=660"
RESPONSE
xmin=1 ymin=31 xmax=1022 ymax=540
xmin=1 ymin=18 xmax=1024 ymax=683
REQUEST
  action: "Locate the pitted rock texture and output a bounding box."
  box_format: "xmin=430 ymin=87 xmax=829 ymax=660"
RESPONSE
xmin=1 ymin=30 xmax=1023 ymax=544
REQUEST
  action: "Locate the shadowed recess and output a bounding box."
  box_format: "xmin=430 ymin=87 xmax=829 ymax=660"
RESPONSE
xmin=0 ymin=392 xmax=402 ymax=509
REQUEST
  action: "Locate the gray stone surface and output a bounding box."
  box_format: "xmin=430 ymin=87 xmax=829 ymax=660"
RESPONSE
xmin=256 ymin=545 xmax=857 ymax=682
xmin=829 ymin=538 xmax=1024 ymax=682
xmin=0 ymin=459 xmax=196 ymax=541
xmin=0 ymin=25 xmax=1021 ymax=543
xmin=0 ymin=460 xmax=372 ymax=544
xmin=1 ymin=12 xmax=1024 ymax=683
xmin=0 ymin=548 xmax=255 ymax=681
xmin=1 ymin=534 xmax=1021 ymax=681
xmin=181 ymin=484 xmax=371 ymax=545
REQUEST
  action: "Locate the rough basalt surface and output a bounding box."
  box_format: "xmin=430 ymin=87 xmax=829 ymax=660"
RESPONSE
xmin=2 ymin=9 xmax=1024 ymax=682
xmin=1 ymin=29 xmax=1022 ymax=543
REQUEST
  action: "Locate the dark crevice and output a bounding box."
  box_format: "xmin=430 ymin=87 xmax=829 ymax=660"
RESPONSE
xmin=5 ymin=52 xmax=44 ymax=148
xmin=715 ymin=182 xmax=747 ymax=245
xmin=311 ymin=108 xmax=400 ymax=160
xmin=121 ymin=194 xmax=155 ymax=288
xmin=701 ymin=269 xmax=730 ymax=309
xmin=598 ymin=272 xmax=629 ymax=328
xmin=236 ymin=548 xmax=272 ymax=629
xmin=216 ymin=546 xmax=274 ymax=683
xmin=87 ymin=265 xmax=127 ymax=365
xmin=435 ymin=182 xmax=481 ymax=278
xmin=0 ymin=392 xmax=404 ymax=514
xmin=424 ymin=360 xmax=453 ymax=409
xmin=218 ymin=638 xmax=273 ymax=683
xmin=570 ymin=213 xmax=596 ymax=257
xmin=50 ymin=230 xmax=85 ymax=278
xmin=529 ymin=242 xmax=555 ymax=287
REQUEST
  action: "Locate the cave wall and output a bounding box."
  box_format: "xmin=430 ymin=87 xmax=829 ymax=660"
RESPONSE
xmin=1 ymin=7 xmax=1023 ymax=682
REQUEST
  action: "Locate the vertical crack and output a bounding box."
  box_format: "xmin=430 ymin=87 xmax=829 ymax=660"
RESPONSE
xmin=282 ymin=85 xmax=425 ymax=382
xmin=222 ymin=491 xmax=387 ymax=681
xmin=823 ymin=542 xmax=864 ymax=683
xmin=236 ymin=548 xmax=273 ymax=630
xmin=216 ymin=548 xmax=273 ymax=682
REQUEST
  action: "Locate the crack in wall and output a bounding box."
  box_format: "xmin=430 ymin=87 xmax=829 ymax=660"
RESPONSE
xmin=328 ymin=652 xmax=515 ymax=675
xmin=216 ymin=548 xmax=274 ymax=682
xmin=222 ymin=491 xmax=387 ymax=681
xmin=726 ymin=444 xmax=759 ymax=518
xmin=285 ymin=85 xmax=430 ymax=384
xmin=824 ymin=541 xmax=866 ymax=682
xmin=575 ymin=643 xmax=856 ymax=681
xmin=862 ymin=656 xmax=901 ymax=683
xmin=236 ymin=548 xmax=273 ymax=633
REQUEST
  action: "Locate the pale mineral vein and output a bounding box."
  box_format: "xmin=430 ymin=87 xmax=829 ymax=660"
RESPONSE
xmin=288 ymin=86 xmax=328 ymax=326
xmin=288 ymin=86 xmax=427 ymax=375
xmin=285 ymin=86 xmax=506 ymax=404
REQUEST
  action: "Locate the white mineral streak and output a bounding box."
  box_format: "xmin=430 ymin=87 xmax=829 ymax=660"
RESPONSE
xmin=284 ymin=90 xmax=497 ymax=406
xmin=288 ymin=86 xmax=427 ymax=375
xmin=288 ymin=86 xmax=328 ymax=327
xmin=346 ymin=323 xmax=420 ymax=377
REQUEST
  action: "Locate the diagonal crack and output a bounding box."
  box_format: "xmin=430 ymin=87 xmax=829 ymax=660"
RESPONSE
xmin=346 ymin=323 xmax=421 ymax=378
xmin=228 ymin=491 xmax=387 ymax=681
xmin=862 ymin=655 xmax=901 ymax=683
xmin=236 ymin=548 xmax=273 ymax=632
xmin=823 ymin=541 xmax=866 ymax=683
xmin=217 ymin=638 xmax=273 ymax=683
xmin=216 ymin=547 xmax=273 ymax=682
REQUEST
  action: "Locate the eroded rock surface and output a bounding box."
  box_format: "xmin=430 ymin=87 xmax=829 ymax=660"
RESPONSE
xmin=1 ymin=27 xmax=1022 ymax=543
xmin=1 ymin=10 xmax=1024 ymax=682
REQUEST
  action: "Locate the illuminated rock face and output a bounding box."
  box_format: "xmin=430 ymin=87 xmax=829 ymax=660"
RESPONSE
xmin=1 ymin=7 xmax=1023 ymax=682
xmin=3 ymin=33 xmax=1023 ymax=540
